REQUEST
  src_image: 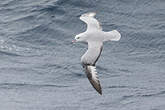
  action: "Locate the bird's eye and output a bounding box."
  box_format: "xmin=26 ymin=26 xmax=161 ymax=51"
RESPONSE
xmin=77 ymin=37 xmax=80 ymax=39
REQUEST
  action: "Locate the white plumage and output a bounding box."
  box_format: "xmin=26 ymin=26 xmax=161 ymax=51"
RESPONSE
xmin=74 ymin=12 xmax=121 ymax=95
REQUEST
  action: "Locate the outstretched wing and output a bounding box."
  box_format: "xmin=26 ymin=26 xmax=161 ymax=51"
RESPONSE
xmin=80 ymin=12 xmax=102 ymax=31
xmin=81 ymin=41 xmax=103 ymax=66
xmin=81 ymin=41 xmax=103 ymax=95
xmin=84 ymin=65 xmax=102 ymax=95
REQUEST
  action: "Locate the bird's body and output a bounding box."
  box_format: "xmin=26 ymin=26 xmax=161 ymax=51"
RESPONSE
xmin=74 ymin=12 xmax=121 ymax=95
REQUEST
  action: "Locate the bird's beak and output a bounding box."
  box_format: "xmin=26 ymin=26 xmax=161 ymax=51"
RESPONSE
xmin=72 ymin=40 xmax=76 ymax=43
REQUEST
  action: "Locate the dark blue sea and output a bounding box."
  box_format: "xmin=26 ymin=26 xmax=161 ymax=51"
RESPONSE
xmin=0 ymin=0 xmax=165 ymax=110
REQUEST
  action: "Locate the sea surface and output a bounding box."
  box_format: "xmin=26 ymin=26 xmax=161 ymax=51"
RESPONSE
xmin=0 ymin=0 xmax=165 ymax=110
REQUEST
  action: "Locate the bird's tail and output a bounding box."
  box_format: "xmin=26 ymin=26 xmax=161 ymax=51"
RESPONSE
xmin=103 ymin=30 xmax=121 ymax=41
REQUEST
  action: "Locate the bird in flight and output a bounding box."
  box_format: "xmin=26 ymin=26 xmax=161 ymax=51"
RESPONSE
xmin=73 ymin=12 xmax=121 ymax=95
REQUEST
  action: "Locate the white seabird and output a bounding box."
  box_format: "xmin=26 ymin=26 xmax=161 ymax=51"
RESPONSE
xmin=73 ymin=12 xmax=121 ymax=95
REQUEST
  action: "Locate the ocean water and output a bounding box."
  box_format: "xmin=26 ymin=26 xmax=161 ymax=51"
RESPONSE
xmin=0 ymin=0 xmax=165 ymax=110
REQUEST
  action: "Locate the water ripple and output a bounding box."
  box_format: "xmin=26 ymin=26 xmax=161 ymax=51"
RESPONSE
xmin=0 ymin=82 xmax=69 ymax=89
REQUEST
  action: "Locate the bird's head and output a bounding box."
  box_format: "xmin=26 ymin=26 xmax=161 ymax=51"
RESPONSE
xmin=72 ymin=33 xmax=87 ymax=43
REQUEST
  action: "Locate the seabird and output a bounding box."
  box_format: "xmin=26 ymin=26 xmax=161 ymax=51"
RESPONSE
xmin=73 ymin=12 xmax=121 ymax=95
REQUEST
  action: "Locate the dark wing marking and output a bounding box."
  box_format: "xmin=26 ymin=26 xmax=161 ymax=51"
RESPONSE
xmin=84 ymin=65 xmax=102 ymax=95
xmin=93 ymin=45 xmax=103 ymax=66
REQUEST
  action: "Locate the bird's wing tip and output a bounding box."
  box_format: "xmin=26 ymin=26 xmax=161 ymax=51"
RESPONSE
xmin=98 ymin=89 xmax=102 ymax=95
xmin=80 ymin=12 xmax=96 ymax=18
xmin=85 ymin=65 xmax=102 ymax=95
